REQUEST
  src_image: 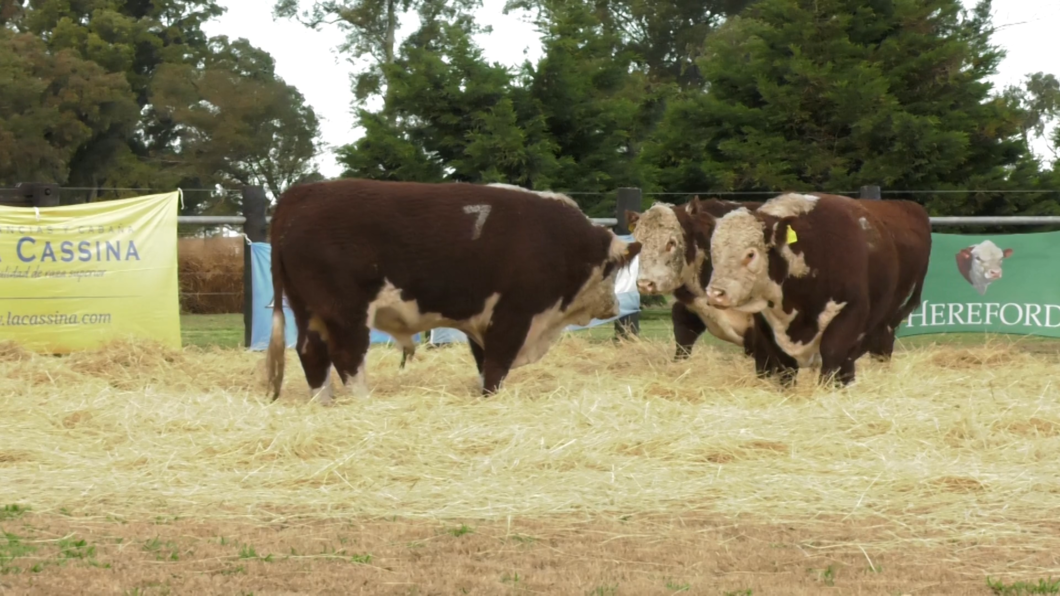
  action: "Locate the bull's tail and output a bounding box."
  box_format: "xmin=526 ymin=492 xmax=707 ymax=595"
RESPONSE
xmin=265 ymin=250 xmax=287 ymax=401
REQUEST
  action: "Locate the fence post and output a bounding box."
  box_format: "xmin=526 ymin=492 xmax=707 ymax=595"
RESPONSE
xmin=31 ymin=183 xmax=60 ymax=207
xmin=859 ymin=185 xmax=881 ymax=200
xmin=614 ymin=187 xmax=642 ymax=340
xmin=0 ymin=182 xmax=60 ymax=208
xmin=242 ymin=186 xmax=268 ymax=349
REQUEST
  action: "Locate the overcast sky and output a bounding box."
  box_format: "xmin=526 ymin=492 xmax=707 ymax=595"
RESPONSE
xmin=201 ymin=1 xmax=1060 ymax=179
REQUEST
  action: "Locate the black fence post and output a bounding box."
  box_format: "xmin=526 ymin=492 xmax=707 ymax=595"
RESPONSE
xmin=31 ymin=183 xmax=60 ymax=207
xmin=614 ymin=187 xmax=642 ymax=340
xmin=859 ymin=185 xmax=882 ymax=200
xmin=0 ymin=183 xmax=60 ymax=208
xmin=242 ymin=186 xmax=268 ymax=349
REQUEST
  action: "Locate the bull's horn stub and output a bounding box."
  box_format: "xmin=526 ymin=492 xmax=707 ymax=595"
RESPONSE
xmin=786 ymin=227 xmax=798 ymax=244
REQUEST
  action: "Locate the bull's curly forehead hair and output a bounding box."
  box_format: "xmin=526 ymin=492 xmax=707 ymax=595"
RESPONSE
xmin=712 ymin=209 xmax=766 ymax=255
xmin=634 ymin=203 xmax=682 ymax=233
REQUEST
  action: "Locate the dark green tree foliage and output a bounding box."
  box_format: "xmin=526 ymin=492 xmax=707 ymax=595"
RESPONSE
xmin=340 ymin=16 xmax=559 ymax=187
xmin=507 ymin=0 xmax=755 ymax=88
xmin=16 ymin=0 xmax=226 ymax=193
xmin=340 ymin=1 xmax=660 ymax=214
xmin=3 ymin=0 xmax=323 ymax=213
xmin=150 ymin=36 xmax=323 ymax=211
xmin=640 ymin=0 xmax=1033 ymax=214
xmin=524 ymin=2 xmax=653 ymax=213
xmin=0 ymin=28 xmax=138 ymax=185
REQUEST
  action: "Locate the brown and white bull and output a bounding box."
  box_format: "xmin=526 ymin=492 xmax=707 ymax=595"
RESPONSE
xmin=265 ymin=178 xmax=641 ymax=405
xmin=701 ymin=192 xmax=929 ymax=386
xmin=625 ymin=197 xmax=762 ymax=360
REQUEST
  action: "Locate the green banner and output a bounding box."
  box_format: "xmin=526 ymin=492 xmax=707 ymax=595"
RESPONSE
xmin=897 ymin=231 xmax=1060 ymax=337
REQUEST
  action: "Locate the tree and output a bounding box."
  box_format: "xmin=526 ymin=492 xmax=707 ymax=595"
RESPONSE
xmin=273 ymin=0 xmax=482 ymax=104
xmin=0 ymin=28 xmax=138 ymax=185
xmin=339 ymin=16 xmax=559 ymax=188
xmin=15 ymin=0 xmax=226 ymax=195
xmin=522 ymin=1 xmax=656 ymax=214
xmin=6 ymin=0 xmax=323 ymax=214
xmin=1004 ymin=72 xmax=1060 ymax=160
xmin=639 ymin=0 xmax=1036 ymax=216
xmin=507 ymin=0 xmax=756 ymax=89
xmin=150 ymin=36 xmax=324 ymax=209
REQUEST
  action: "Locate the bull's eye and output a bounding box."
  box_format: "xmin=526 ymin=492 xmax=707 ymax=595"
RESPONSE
xmin=666 ymin=239 xmax=676 ymax=252
xmin=742 ymin=249 xmax=756 ymax=266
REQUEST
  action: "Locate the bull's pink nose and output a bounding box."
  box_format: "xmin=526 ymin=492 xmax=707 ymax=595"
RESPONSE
xmin=707 ymin=287 xmax=729 ymax=308
xmin=637 ymin=280 xmax=657 ymax=294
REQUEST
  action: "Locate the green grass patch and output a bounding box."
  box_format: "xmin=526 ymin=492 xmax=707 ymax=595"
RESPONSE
xmin=178 ymin=309 xmax=1060 ymax=354
xmin=987 ymin=576 xmax=1060 ymax=595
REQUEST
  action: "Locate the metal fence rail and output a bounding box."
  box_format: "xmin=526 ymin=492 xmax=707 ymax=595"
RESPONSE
xmin=176 ymin=215 xmax=1060 ymax=227
xmin=177 ymin=215 xmax=623 ymax=226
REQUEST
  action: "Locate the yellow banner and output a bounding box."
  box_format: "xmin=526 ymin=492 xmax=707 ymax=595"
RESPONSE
xmin=0 ymin=191 xmax=181 ymax=353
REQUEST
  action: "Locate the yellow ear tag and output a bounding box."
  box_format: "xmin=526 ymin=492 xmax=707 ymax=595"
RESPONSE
xmin=786 ymin=227 xmax=798 ymax=244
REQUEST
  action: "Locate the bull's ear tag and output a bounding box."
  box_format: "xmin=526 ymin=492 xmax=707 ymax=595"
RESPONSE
xmin=786 ymin=227 xmax=798 ymax=244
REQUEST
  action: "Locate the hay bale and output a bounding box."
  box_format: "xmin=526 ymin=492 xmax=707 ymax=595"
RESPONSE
xmin=177 ymin=237 xmax=244 ymax=314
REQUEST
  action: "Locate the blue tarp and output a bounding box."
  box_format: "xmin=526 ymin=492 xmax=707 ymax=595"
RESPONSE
xmin=248 ymin=242 xmax=418 ymax=350
xmin=248 ymin=236 xmax=641 ymax=350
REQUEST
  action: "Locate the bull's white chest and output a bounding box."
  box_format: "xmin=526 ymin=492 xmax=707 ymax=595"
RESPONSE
xmin=762 ymin=300 xmax=846 ymax=367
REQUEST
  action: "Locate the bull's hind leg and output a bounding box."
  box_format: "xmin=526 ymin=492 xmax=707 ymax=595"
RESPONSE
xmin=863 ymin=324 xmax=895 ymax=363
xmin=672 ymin=301 xmax=707 ymax=361
xmin=818 ymin=304 xmax=869 ymax=387
xmin=290 ymin=306 xmax=334 ymax=405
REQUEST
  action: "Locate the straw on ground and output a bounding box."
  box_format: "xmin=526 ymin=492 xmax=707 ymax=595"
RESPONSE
xmin=2 ymin=334 xmax=1059 ymax=550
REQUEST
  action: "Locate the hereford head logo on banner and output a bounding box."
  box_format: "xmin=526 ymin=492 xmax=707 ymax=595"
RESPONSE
xmin=955 ymin=239 xmax=1014 ymax=296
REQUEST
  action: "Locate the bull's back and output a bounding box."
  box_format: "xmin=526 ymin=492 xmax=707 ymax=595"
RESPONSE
xmin=788 ymin=195 xmax=894 ymax=318
xmin=270 ymin=179 xmax=610 ymax=319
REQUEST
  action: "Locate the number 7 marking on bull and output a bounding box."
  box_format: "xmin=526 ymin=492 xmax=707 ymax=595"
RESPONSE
xmin=463 ymin=204 xmax=492 ymax=240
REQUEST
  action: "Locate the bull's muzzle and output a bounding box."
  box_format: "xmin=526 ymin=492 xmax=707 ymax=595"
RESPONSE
xmin=706 ymin=287 xmax=730 ymax=309
xmin=637 ymin=280 xmax=658 ymax=294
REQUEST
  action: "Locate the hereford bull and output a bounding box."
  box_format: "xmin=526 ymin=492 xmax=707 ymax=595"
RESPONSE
xmin=625 ymin=197 xmax=762 ymax=360
xmin=702 ymin=192 xmax=929 ymax=386
xmin=265 ymin=178 xmax=641 ymax=405
xmin=393 ymin=183 xmax=582 ymax=371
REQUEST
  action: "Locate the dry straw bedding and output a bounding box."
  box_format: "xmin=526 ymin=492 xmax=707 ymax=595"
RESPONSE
xmin=2 ymin=335 xmax=1059 ymax=545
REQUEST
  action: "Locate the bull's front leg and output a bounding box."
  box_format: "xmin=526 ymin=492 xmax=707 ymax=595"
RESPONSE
xmin=480 ymin=307 xmax=533 ymax=396
xmin=467 ymin=337 xmax=486 ymax=390
xmin=671 ymin=300 xmax=707 ymax=361
xmin=748 ymin=313 xmax=798 ymax=387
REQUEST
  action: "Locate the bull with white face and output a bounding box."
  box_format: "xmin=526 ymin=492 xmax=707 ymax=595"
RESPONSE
xmin=702 ymin=193 xmax=904 ymax=387
xmin=956 ymin=240 xmax=1013 ymax=296
xmin=625 ymin=197 xmax=761 ymax=360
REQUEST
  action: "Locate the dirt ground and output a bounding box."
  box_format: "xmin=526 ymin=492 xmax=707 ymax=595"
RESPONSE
xmin=3 ymin=511 xmax=1058 ymax=595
